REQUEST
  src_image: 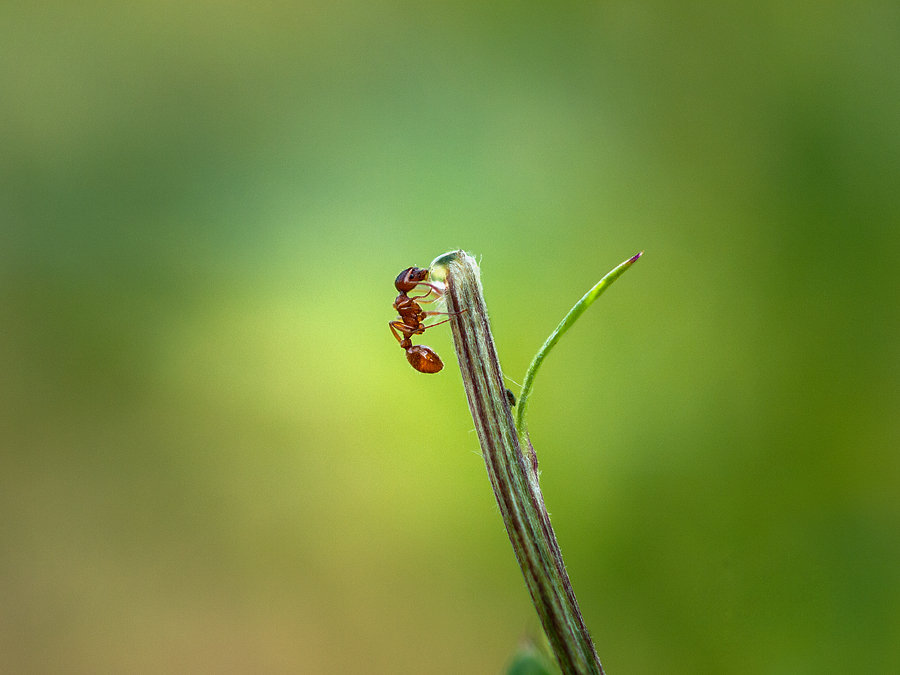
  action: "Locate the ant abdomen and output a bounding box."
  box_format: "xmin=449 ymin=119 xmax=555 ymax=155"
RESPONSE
xmin=405 ymin=345 xmax=443 ymax=374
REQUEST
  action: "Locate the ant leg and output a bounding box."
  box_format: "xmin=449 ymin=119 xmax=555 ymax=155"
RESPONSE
xmin=389 ymin=320 xmax=421 ymax=344
xmin=409 ymin=282 xmax=444 ymax=302
xmin=419 ymin=312 xmax=465 ymax=331
xmin=409 ymin=286 xmax=436 ymax=302
xmin=389 ymin=321 xmax=404 ymax=343
xmin=418 ymin=307 xmax=468 ymax=331
xmin=423 ymin=308 xmax=468 ymax=318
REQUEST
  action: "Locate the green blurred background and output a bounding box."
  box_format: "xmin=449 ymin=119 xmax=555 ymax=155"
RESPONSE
xmin=1 ymin=2 xmax=898 ymax=674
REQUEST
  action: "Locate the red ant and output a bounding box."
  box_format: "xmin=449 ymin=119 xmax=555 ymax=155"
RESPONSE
xmin=389 ymin=266 xmax=458 ymax=373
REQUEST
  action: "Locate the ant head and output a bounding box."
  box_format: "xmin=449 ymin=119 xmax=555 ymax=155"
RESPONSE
xmin=395 ymin=267 xmax=429 ymax=293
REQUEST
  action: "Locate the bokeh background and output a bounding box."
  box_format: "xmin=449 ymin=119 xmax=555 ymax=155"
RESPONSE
xmin=2 ymin=2 xmax=898 ymax=674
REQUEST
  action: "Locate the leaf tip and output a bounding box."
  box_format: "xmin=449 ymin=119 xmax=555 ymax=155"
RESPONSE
xmin=628 ymin=251 xmax=644 ymax=264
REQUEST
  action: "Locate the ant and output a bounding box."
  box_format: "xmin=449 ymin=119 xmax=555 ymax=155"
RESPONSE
xmin=389 ymin=266 xmax=459 ymax=374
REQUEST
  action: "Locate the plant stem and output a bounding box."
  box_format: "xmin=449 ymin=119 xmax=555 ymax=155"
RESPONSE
xmin=516 ymin=252 xmax=642 ymax=433
xmin=431 ymin=250 xmax=605 ymax=675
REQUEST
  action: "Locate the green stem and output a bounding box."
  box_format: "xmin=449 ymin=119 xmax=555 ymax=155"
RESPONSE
xmin=516 ymin=252 xmax=643 ymax=433
xmin=432 ymin=250 xmax=606 ymax=675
